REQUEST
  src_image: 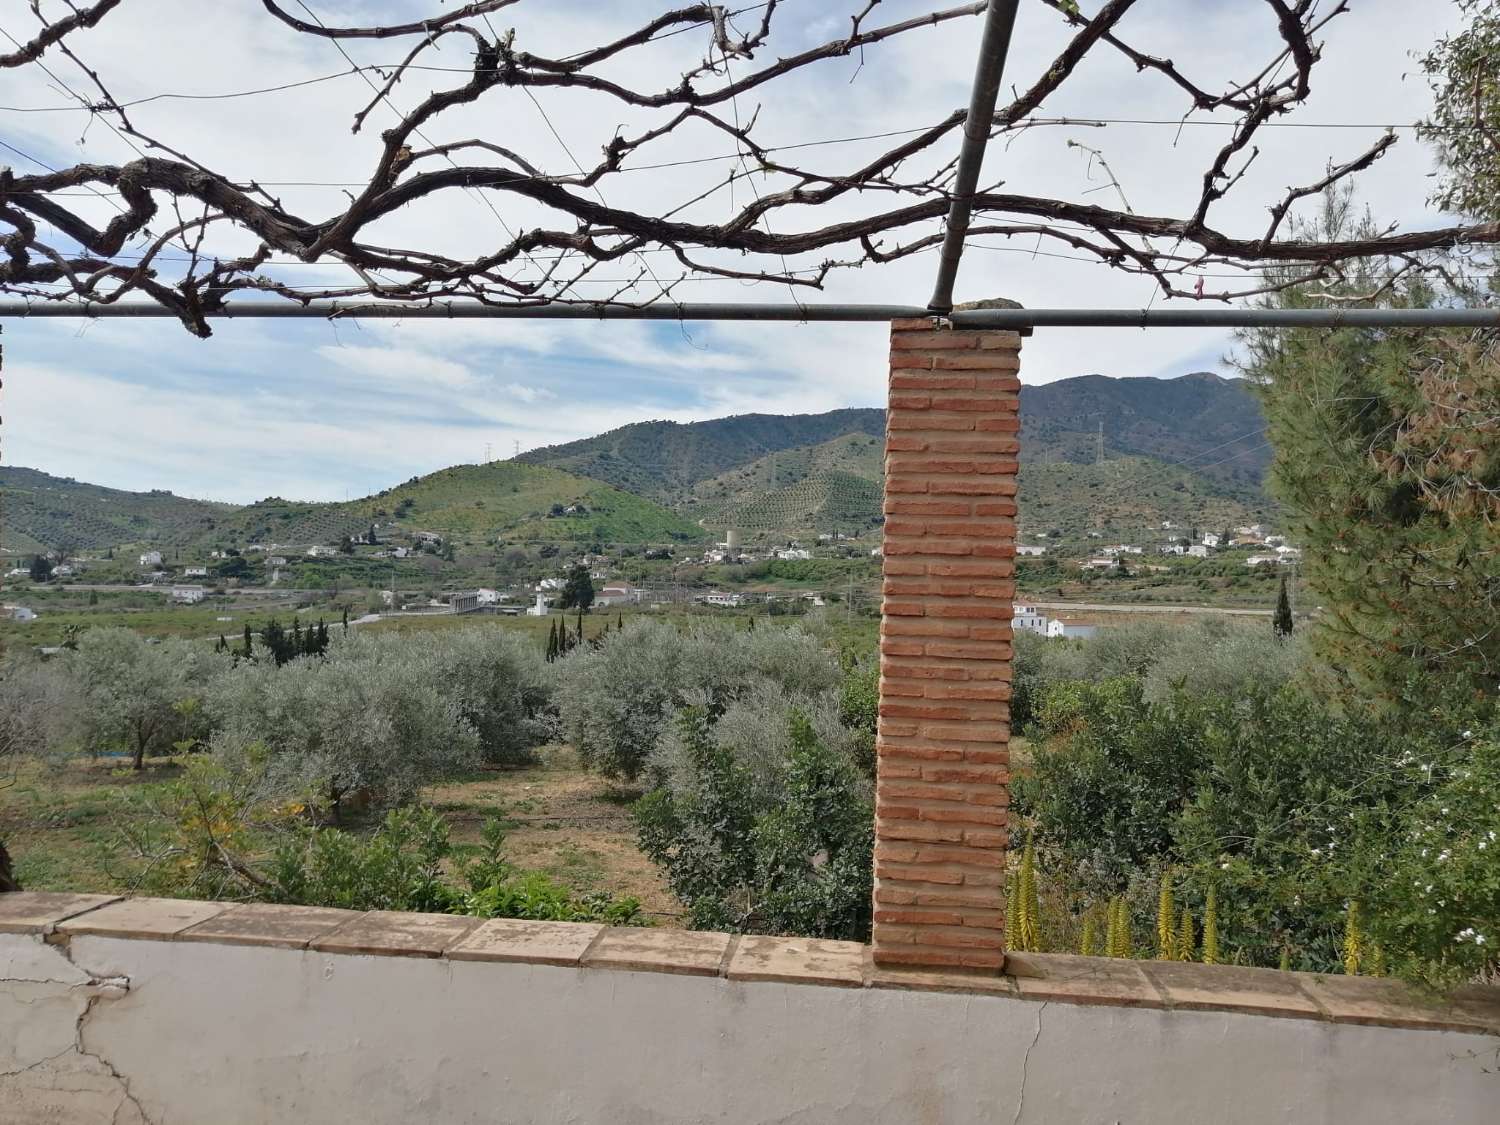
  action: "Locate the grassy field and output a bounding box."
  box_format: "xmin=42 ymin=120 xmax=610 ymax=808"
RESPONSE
xmin=1 ymin=746 xmax=680 ymax=922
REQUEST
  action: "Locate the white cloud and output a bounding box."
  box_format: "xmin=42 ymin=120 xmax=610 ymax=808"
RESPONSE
xmin=315 ymin=344 xmax=477 ymax=390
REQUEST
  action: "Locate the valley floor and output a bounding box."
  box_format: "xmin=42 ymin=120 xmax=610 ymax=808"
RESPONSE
xmin=0 ymin=747 xmax=679 ymax=923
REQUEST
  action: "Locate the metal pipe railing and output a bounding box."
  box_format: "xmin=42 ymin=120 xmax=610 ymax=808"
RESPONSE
xmin=1 ymin=301 xmax=1496 ymax=328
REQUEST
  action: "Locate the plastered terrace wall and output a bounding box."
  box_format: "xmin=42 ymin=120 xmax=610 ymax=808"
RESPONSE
xmin=3 ymin=894 xmax=1498 ymax=1125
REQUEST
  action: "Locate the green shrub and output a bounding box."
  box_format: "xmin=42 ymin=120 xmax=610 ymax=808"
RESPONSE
xmin=1370 ymin=721 xmax=1500 ymax=989
xmin=637 ymin=709 xmax=872 ymax=939
xmin=1015 ymin=672 xmax=1498 ymax=977
xmin=267 ymin=807 xmax=642 ymax=923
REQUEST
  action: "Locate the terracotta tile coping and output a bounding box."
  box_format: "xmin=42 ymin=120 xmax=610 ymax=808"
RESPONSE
xmin=4 ymin=893 xmax=1495 ymax=1035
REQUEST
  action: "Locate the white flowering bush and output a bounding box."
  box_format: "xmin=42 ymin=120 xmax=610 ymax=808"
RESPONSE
xmin=1374 ymin=722 xmax=1500 ymax=988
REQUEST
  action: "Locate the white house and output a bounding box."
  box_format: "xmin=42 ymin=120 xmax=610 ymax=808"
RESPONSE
xmin=1201 ymin=533 xmax=1222 ymax=549
xmin=4 ymin=567 xmax=28 ymax=578
xmin=1275 ymin=545 xmax=1302 ymax=561
xmin=170 ymin=585 xmax=206 ymax=604
xmin=51 ymin=565 xmax=75 ymax=577
xmin=869 ymin=546 xmax=883 ymax=558
xmin=594 ymin=583 xmax=642 ymax=608
xmin=1012 ymin=605 xmax=1049 ymax=636
xmin=306 ymin=546 xmax=337 ymax=558
xmin=1081 ymin=557 xmax=1118 ymax=570
xmin=474 ymin=588 xmax=501 ymax=606
xmin=1187 ymin=545 xmax=1210 ymax=558
xmin=414 ymin=531 xmax=443 ymax=545
xmin=183 ymin=566 xmax=208 ymax=577
xmin=1016 ymin=544 xmax=1048 ymax=557
xmin=139 ymin=551 xmax=163 ymax=567
xmin=525 ymin=593 xmax=550 ymax=617
xmin=776 ymin=548 xmax=812 ymax=561
xmin=267 ymin=556 xmax=289 ymax=568
xmin=1046 ymin=619 xmax=1098 ymax=640
xmin=538 ymin=577 xmax=565 ymax=592
xmin=698 ymin=591 xmax=743 ymax=608
xmin=1246 ymin=555 xmax=1281 ymax=568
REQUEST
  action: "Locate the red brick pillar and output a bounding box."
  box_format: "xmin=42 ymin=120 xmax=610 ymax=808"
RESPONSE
xmin=872 ymin=317 xmax=1020 ymax=971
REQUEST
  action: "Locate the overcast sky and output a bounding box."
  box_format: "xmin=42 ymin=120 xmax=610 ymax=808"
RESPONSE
xmin=0 ymin=0 xmax=1467 ymax=502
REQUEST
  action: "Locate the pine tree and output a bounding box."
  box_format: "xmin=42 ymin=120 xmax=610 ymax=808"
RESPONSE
xmin=1273 ymin=574 xmax=1294 ymax=639
xmin=1201 ymin=885 xmax=1220 ymax=965
xmin=1156 ymin=872 xmax=1176 ymax=959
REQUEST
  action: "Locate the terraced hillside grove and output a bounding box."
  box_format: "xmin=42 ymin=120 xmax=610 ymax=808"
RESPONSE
xmin=196 ymin=462 xmax=706 ymax=550
xmin=0 ymin=467 xmax=234 ymax=554
xmin=687 ymin=432 xmax=886 ymax=535
xmin=515 ymin=409 xmax=886 ymax=503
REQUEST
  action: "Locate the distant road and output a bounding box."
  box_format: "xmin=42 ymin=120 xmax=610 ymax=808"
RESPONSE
xmin=1031 ymin=600 xmax=1272 ymax=617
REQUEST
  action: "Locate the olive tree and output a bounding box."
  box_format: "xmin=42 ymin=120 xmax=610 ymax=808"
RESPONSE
xmin=553 ymin=620 xmax=841 ymax=781
xmin=74 ymin=629 xmax=223 ymax=770
xmin=208 ymin=643 xmax=480 ymax=816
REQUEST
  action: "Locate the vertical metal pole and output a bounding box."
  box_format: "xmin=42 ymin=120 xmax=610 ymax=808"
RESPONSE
xmin=927 ymin=0 xmax=1023 ymax=315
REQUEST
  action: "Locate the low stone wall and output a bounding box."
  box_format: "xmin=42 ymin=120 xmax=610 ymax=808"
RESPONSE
xmin=3 ymin=892 xmax=1497 ymax=1124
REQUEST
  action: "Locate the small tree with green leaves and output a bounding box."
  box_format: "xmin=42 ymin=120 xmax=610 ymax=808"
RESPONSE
xmin=558 ymin=565 xmax=595 ymax=612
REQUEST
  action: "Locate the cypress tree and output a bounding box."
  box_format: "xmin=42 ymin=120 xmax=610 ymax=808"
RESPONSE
xmin=242 ymin=623 xmax=254 ymax=660
xmin=546 ymin=620 xmax=558 ymax=663
xmin=1273 ymin=574 xmax=1294 ymax=639
xmin=342 ymin=606 xmax=350 ymax=634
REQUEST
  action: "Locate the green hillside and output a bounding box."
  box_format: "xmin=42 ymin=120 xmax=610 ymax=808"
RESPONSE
xmin=519 ymin=372 xmax=1269 ymax=503
xmin=687 ymin=432 xmax=885 ymax=536
xmin=3 ymin=463 xmax=704 ymax=556
xmin=0 ymin=467 xmax=234 ymax=553
xmin=1020 ymin=372 xmax=1268 ymax=491
xmin=197 ymin=462 xmax=705 ymax=550
xmin=515 ymin=408 xmax=886 ymax=504
xmin=1017 ymin=457 xmax=1274 ymax=540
